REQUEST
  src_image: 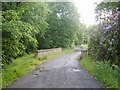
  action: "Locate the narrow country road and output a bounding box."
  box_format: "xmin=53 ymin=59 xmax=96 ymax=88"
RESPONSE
xmin=9 ymin=51 xmax=103 ymax=88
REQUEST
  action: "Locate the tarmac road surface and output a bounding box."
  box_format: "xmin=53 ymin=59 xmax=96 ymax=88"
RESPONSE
xmin=9 ymin=51 xmax=103 ymax=88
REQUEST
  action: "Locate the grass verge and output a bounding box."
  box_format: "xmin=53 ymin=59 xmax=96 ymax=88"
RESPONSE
xmin=80 ymin=44 xmax=88 ymax=49
xmin=0 ymin=70 xmax=1 ymax=89
xmin=2 ymin=49 xmax=73 ymax=88
xmin=79 ymin=56 xmax=119 ymax=89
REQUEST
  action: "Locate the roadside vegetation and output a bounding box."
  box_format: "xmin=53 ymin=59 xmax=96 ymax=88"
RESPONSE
xmin=80 ymin=44 xmax=88 ymax=49
xmin=2 ymin=49 xmax=73 ymax=88
xmin=2 ymin=2 xmax=84 ymax=67
xmin=1 ymin=2 xmax=83 ymax=89
xmin=0 ymin=70 xmax=1 ymax=89
xmin=79 ymin=56 xmax=119 ymax=88
xmin=79 ymin=1 xmax=120 ymax=89
xmin=1 ymin=1 xmax=120 ymax=89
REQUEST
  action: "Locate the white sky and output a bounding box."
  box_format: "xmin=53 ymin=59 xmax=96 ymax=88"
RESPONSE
xmin=73 ymin=0 xmax=103 ymax=26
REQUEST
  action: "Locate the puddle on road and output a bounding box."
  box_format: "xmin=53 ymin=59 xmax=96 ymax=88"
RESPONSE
xmin=68 ymin=68 xmax=82 ymax=72
xmin=72 ymin=68 xmax=81 ymax=72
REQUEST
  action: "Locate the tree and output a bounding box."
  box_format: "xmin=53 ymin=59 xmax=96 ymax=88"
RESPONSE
xmin=2 ymin=2 xmax=50 ymax=65
xmin=38 ymin=2 xmax=83 ymax=49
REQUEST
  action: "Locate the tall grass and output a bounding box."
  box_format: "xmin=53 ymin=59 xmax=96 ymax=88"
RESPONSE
xmin=80 ymin=56 xmax=119 ymax=89
xmin=2 ymin=49 xmax=73 ymax=88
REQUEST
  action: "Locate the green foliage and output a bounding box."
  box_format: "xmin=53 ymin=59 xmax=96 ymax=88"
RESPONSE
xmin=19 ymin=2 xmax=50 ymax=35
xmin=0 ymin=70 xmax=1 ymax=89
xmin=2 ymin=2 xmax=79 ymax=66
xmin=80 ymin=56 xmax=119 ymax=88
xmin=80 ymin=44 xmax=88 ymax=49
xmin=95 ymin=2 xmax=118 ymax=14
xmin=2 ymin=2 xmax=83 ymax=66
xmin=88 ymin=2 xmax=120 ymax=66
xmin=38 ymin=2 xmax=83 ymax=49
xmin=2 ymin=54 xmax=43 ymax=88
xmin=2 ymin=12 xmax=37 ymax=65
xmin=2 ymin=2 xmax=50 ymax=65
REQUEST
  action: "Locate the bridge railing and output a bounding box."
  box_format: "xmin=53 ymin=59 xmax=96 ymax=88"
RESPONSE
xmin=80 ymin=49 xmax=88 ymax=56
xmin=34 ymin=48 xmax=62 ymax=57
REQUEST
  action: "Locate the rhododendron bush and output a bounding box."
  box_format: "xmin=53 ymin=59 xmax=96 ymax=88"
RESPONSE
xmin=88 ymin=2 xmax=120 ymax=66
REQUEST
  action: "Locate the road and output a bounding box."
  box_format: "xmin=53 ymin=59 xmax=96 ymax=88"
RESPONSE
xmin=9 ymin=51 xmax=103 ymax=88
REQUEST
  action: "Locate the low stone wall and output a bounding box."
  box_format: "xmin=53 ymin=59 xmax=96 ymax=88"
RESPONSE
xmin=81 ymin=49 xmax=88 ymax=56
xmin=34 ymin=48 xmax=62 ymax=57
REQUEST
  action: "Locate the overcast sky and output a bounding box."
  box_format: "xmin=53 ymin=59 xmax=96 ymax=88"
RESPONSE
xmin=73 ymin=0 xmax=103 ymax=26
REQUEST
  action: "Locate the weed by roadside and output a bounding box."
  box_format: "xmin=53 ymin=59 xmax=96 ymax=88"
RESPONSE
xmin=79 ymin=56 xmax=119 ymax=89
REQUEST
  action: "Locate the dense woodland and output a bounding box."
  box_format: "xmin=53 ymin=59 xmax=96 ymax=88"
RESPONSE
xmin=2 ymin=2 xmax=85 ymax=66
xmin=1 ymin=1 xmax=120 ymax=68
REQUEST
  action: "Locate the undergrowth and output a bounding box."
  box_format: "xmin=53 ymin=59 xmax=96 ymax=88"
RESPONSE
xmin=80 ymin=56 xmax=119 ymax=89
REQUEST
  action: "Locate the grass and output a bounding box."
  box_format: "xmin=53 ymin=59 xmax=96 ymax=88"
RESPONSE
xmin=0 ymin=70 xmax=2 ymax=89
xmin=80 ymin=44 xmax=88 ymax=49
xmin=79 ymin=56 xmax=119 ymax=89
xmin=2 ymin=49 xmax=73 ymax=88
